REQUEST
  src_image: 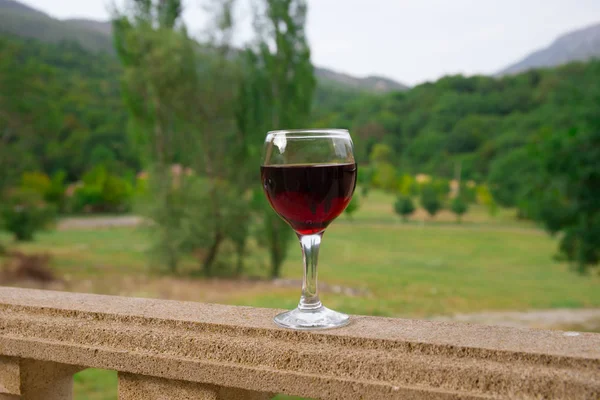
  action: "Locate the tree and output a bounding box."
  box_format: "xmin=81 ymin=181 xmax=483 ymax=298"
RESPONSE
xmin=451 ymin=196 xmax=468 ymax=222
xmin=530 ymin=128 xmax=600 ymax=273
xmin=114 ymin=0 xmax=248 ymax=276
xmin=369 ymin=143 xmax=394 ymax=164
xmin=420 ymin=184 xmax=442 ymax=218
xmin=344 ymin=196 xmax=360 ymax=220
xmin=394 ymin=196 xmax=415 ymax=222
xmin=476 ymin=184 xmax=498 ymax=216
xmin=1 ymin=189 xmax=56 ymax=242
xmin=238 ymin=0 xmax=316 ymax=278
xmin=487 ymin=148 xmax=539 ymax=207
xmin=372 ymin=162 xmax=397 ymax=192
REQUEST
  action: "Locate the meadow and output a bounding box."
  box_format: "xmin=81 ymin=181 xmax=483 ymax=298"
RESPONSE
xmin=3 ymin=190 xmax=599 ymax=399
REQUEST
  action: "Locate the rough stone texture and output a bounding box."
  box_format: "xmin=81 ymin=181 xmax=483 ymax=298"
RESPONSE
xmin=18 ymin=360 xmax=80 ymax=400
xmin=119 ymin=373 xmax=219 ymax=399
xmin=0 ymin=357 xmax=80 ymax=400
xmin=119 ymin=373 xmax=272 ymax=400
xmin=0 ymin=287 xmax=599 ymax=399
xmin=0 ymin=357 xmax=19 ymax=395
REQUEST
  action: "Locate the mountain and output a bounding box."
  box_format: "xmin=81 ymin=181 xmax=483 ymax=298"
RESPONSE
xmin=314 ymin=67 xmax=408 ymax=92
xmin=65 ymin=19 xmax=113 ymax=36
xmin=498 ymin=22 xmax=600 ymax=75
xmin=0 ymin=0 xmax=44 ymax=15
xmin=0 ymin=0 xmax=408 ymax=93
xmin=0 ymin=0 xmax=114 ymax=53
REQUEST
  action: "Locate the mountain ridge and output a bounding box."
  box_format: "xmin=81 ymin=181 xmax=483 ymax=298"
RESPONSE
xmin=0 ymin=0 xmax=408 ymax=93
xmin=498 ymin=22 xmax=600 ymax=75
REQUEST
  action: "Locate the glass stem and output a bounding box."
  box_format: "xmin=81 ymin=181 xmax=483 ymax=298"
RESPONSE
xmin=297 ymin=233 xmax=323 ymax=311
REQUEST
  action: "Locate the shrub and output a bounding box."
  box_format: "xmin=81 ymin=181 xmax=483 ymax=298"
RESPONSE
xmin=476 ymin=184 xmax=498 ymax=216
xmin=21 ymin=171 xmax=67 ymax=212
xmin=420 ymin=184 xmax=442 ymax=218
xmin=69 ymin=166 xmax=133 ymax=213
xmin=0 ymin=189 xmax=56 ymax=241
xmin=344 ymin=196 xmax=360 ymax=220
xmin=394 ymin=196 xmax=415 ymax=222
xmin=451 ymin=196 xmax=469 ymax=222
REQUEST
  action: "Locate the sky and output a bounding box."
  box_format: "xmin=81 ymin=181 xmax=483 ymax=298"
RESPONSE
xmin=19 ymin=0 xmax=600 ymax=85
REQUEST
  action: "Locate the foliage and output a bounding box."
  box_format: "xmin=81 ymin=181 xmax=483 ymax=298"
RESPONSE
xmin=371 ymin=162 xmax=397 ymax=192
xmin=113 ymin=0 xmax=253 ymax=276
xmin=0 ymin=35 xmax=134 ymax=185
xmin=394 ymin=195 xmax=415 ymax=222
xmin=530 ymin=128 xmax=600 ymax=273
xmin=0 ymin=189 xmax=56 ymax=241
xmin=420 ymin=184 xmax=442 ymax=218
xmin=237 ymin=0 xmax=316 ymax=278
xmin=476 ymin=184 xmax=498 ymax=216
xmin=344 ymin=195 xmax=360 ymax=220
xmin=451 ymin=196 xmax=469 ymax=222
xmin=357 ymin=165 xmax=374 ymax=197
xmin=70 ymin=166 xmax=132 ymax=213
xmin=398 ymin=174 xmax=416 ymax=196
xmin=487 ymin=148 xmax=539 ymax=207
xmin=20 ymin=171 xmax=67 ymax=212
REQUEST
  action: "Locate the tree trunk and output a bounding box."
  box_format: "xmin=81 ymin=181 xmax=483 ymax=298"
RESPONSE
xmin=203 ymin=231 xmax=223 ymax=277
xmin=269 ymin=220 xmax=282 ymax=279
xmin=235 ymin=240 xmax=246 ymax=276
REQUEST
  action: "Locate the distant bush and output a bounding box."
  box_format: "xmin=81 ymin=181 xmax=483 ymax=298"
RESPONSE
xmin=21 ymin=171 xmax=67 ymax=212
xmin=476 ymin=184 xmax=498 ymax=216
xmin=459 ymin=180 xmax=477 ymax=204
xmin=69 ymin=166 xmax=133 ymax=213
xmin=357 ymin=166 xmax=374 ymax=197
xmin=0 ymin=189 xmax=56 ymax=241
xmin=398 ymin=174 xmax=416 ymax=196
xmin=344 ymin=196 xmax=360 ymax=220
xmin=420 ymin=184 xmax=442 ymax=218
xmin=451 ymin=196 xmax=469 ymax=222
xmin=394 ymin=195 xmax=416 ymax=222
xmin=20 ymin=172 xmax=51 ymax=195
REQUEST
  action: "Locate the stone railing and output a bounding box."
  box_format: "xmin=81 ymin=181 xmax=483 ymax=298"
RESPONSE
xmin=0 ymin=287 xmax=598 ymax=399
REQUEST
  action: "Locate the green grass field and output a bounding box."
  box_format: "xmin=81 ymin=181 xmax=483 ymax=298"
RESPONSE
xmin=3 ymin=190 xmax=599 ymax=399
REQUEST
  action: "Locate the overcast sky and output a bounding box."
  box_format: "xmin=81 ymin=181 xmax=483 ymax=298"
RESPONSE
xmin=19 ymin=0 xmax=600 ymax=85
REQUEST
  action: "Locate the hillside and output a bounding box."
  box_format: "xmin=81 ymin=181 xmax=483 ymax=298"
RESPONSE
xmin=0 ymin=0 xmax=407 ymax=93
xmin=0 ymin=0 xmax=114 ymax=53
xmin=498 ymin=22 xmax=600 ymax=75
xmin=315 ymin=67 xmax=408 ymax=92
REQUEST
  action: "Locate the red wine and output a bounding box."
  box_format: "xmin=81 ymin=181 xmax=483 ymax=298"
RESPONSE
xmin=261 ymin=163 xmax=357 ymax=235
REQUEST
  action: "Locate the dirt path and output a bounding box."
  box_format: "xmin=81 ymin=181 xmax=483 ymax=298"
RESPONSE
xmin=58 ymin=216 xmax=143 ymax=230
xmin=58 ymin=215 xmax=543 ymax=235
xmin=433 ymin=309 xmax=600 ymax=331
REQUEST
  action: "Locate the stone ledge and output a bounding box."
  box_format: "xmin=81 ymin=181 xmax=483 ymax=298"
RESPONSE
xmin=0 ymin=287 xmax=598 ymax=399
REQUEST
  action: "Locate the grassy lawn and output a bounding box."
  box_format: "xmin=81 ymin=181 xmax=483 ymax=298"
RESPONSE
xmin=2 ymin=190 xmax=599 ymax=400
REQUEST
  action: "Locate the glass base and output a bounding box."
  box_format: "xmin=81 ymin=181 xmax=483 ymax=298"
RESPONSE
xmin=273 ymin=306 xmax=350 ymax=330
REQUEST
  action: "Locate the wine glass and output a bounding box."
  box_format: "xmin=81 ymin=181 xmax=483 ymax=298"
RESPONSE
xmin=261 ymin=129 xmax=357 ymax=330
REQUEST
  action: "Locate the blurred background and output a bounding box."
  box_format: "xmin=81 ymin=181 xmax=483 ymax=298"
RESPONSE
xmin=1 ymin=0 xmax=599 ymax=398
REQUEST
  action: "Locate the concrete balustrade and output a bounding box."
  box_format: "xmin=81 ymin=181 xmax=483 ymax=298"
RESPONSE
xmin=0 ymin=287 xmax=598 ymax=399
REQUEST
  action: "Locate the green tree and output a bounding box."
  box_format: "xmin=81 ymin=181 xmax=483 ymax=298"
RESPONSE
xmin=488 ymin=148 xmax=539 ymax=207
xmin=476 ymin=184 xmax=498 ymax=217
xmin=394 ymin=196 xmax=415 ymax=222
xmin=238 ymin=0 xmax=316 ymax=278
xmin=530 ymin=129 xmax=600 ymax=273
xmin=451 ymin=196 xmax=468 ymax=223
xmin=372 ymin=163 xmax=397 ymax=192
xmin=344 ymin=196 xmax=360 ymax=220
xmin=369 ymin=143 xmax=394 ymax=164
xmin=357 ymin=165 xmax=374 ymax=197
xmin=1 ymin=189 xmax=56 ymax=242
xmin=113 ymin=0 xmax=241 ymax=276
xmin=420 ymin=184 xmax=442 ymax=219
